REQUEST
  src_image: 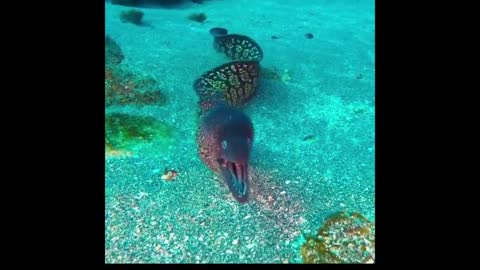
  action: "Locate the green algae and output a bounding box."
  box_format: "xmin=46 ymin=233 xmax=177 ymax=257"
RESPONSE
xmin=105 ymin=112 xmax=174 ymax=153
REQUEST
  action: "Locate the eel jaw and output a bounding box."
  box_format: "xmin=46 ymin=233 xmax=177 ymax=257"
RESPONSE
xmin=219 ymin=160 xmax=249 ymax=203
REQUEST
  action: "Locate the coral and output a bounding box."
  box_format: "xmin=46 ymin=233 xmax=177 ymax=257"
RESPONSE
xmin=105 ymin=35 xmax=166 ymax=107
xmin=120 ymin=9 xmax=144 ymax=25
xmin=105 ymin=113 xmax=174 ymax=153
xmin=301 ymin=212 xmax=375 ymax=264
xmin=105 ymin=35 xmax=124 ymax=67
xmin=187 ymin=12 xmax=207 ymax=23
xmin=105 ymin=66 xmax=166 ymax=107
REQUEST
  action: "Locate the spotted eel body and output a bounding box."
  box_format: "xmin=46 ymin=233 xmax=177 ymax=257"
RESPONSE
xmin=194 ymin=27 xmax=263 ymax=203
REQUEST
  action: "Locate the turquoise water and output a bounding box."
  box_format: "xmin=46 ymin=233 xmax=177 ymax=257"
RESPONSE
xmin=105 ymin=0 xmax=374 ymax=264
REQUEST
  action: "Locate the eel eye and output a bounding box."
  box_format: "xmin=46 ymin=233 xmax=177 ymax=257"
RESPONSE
xmin=221 ymin=140 xmax=228 ymax=149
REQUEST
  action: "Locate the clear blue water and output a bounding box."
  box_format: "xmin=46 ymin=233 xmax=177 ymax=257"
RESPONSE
xmin=105 ymin=0 xmax=374 ymax=263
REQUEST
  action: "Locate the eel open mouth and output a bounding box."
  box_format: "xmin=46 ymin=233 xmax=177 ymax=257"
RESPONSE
xmin=219 ymin=160 xmax=249 ymax=203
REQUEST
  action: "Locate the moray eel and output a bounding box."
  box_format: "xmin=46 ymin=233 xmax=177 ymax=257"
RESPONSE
xmin=196 ymin=105 xmax=254 ymax=203
xmin=194 ymin=60 xmax=260 ymax=114
xmin=194 ymin=29 xmax=262 ymax=203
xmin=194 ymin=61 xmax=259 ymax=203
xmin=210 ymin=27 xmax=263 ymax=62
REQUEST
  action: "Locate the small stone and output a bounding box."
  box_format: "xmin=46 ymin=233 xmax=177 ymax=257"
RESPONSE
xmin=137 ymin=192 xmax=148 ymax=199
xmin=340 ymin=203 xmax=346 ymax=207
xmin=285 ymin=181 xmax=291 ymax=184
xmin=247 ymin=243 xmax=255 ymax=249
xmin=226 ymin=249 xmax=233 ymax=254
xmin=224 ymin=233 xmax=228 ymax=237
xmin=280 ymin=191 xmax=286 ymax=195
xmin=232 ymin=239 xmax=239 ymax=245
xmin=154 ymin=244 xmax=163 ymax=253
